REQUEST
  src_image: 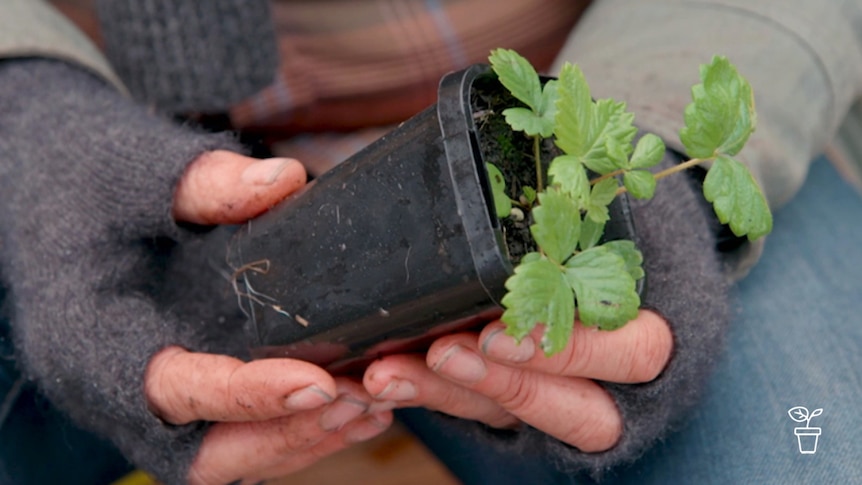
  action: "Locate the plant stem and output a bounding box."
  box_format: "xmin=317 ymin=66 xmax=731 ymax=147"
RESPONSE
xmin=533 ymin=136 xmax=544 ymax=192
xmin=653 ymin=157 xmax=709 ymax=180
xmin=590 ymin=169 xmax=626 ymax=185
xmin=614 ymin=157 xmax=710 ymax=196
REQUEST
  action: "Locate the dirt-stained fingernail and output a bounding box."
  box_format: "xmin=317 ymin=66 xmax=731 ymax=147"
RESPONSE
xmin=345 ymin=413 xmax=390 ymax=444
xmin=481 ymin=327 xmax=535 ymax=363
xmin=374 ymin=379 xmax=417 ymax=401
xmin=319 ymin=395 xmax=368 ymax=431
xmin=241 ymin=157 xmax=292 ymax=186
xmin=368 ymin=400 xmax=398 ymax=413
xmin=432 ymin=345 xmax=486 ymax=383
xmin=284 ymin=385 xmax=333 ymax=411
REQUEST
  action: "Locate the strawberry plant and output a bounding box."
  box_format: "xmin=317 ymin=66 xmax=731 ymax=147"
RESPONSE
xmin=485 ymin=48 xmax=772 ymax=355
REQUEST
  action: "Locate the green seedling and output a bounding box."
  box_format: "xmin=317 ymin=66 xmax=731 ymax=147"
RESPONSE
xmin=487 ymin=48 xmax=772 ymax=355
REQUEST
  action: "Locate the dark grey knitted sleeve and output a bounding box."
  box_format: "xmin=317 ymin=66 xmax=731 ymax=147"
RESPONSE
xmin=94 ymin=0 xmax=278 ymax=114
xmin=431 ymin=151 xmax=730 ymax=478
xmin=0 ymin=58 xmax=248 ymax=484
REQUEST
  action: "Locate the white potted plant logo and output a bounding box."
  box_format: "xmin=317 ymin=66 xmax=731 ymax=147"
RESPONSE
xmin=787 ymin=406 xmax=823 ymax=454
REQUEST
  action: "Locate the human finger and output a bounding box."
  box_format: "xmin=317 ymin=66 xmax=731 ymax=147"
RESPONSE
xmin=144 ymin=346 xmax=337 ymax=425
xmin=188 ymin=379 xmax=377 ymax=485
xmin=172 ymin=149 xmax=306 ymax=225
xmin=242 ymin=411 xmax=393 ymax=484
xmin=478 ymin=309 xmax=673 ymax=383
xmin=364 ymin=353 xmax=518 ymax=429
xmin=428 ymin=335 xmax=622 ymax=452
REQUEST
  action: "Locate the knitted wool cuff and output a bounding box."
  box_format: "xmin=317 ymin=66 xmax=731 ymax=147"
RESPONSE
xmin=433 ymin=151 xmax=730 ymax=478
xmin=95 ymin=0 xmax=278 ymax=114
xmin=0 ymin=58 xmax=246 ymax=484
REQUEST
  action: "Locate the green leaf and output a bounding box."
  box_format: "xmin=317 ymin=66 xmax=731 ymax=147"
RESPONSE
xmin=580 ymin=99 xmax=637 ymax=174
xmin=492 ymin=51 xmax=557 ymax=137
xmin=578 ymin=217 xmax=605 ymax=251
xmin=522 ymin=186 xmax=537 ymax=206
xmin=630 ymin=134 xmax=666 ymax=169
xmin=679 ymin=56 xmax=757 ymax=158
xmin=536 ymin=80 xmax=559 ymax=138
xmin=554 ymin=64 xmax=637 ymax=175
xmin=703 ymin=156 xmax=773 ymax=240
xmin=486 ymin=163 xmax=512 ymax=218
xmin=602 ymin=240 xmax=645 ymax=281
xmin=501 ymin=256 xmax=574 ymax=352
xmin=530 ymin=189 xmax=580 ymax=263
xmin=502 ymin=107 xmax=547 ymax=137
xmin=585 ymin=178 xmax=618 ymax=223
xmin=623 ymin=170 xmax=657 ymax=199
xmin=548 ymin=155 xmax=589 ymax=205
xmin=564 ymin=246 xmax=640 ymax=330
xmin=553 ymin=63 xmax=592 ymax=157
xmin=521 ymin=252 xmax=542 ymax=264
xmin=541 ymin=302 xmax=577 ymax=356
xmin=489 ymin=48 xmax=542 ymax=112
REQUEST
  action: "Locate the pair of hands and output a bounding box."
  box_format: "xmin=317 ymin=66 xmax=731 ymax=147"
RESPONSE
xmin=155 ymin=150 xmax=674 ymax=484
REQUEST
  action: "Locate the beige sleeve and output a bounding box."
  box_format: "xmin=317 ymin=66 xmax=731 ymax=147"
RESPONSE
xmin=552 ymin=0 xmax=862 ymax=276
xmin=0 ymin=0 xmax=125 ymax=92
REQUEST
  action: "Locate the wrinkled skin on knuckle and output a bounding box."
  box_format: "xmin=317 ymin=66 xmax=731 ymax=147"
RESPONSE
xmin=266 ymin=420 xmax=323 ymax=456
xmin=144 ymin=347 xmax=190 ymax=424
xmin=554 ymin=387 xmax=623 ymax=453
xmin=188 ymin=458 xmax=231 ymax=485
xmin=420 ymin=380 xmax=515 ymax=428
xmin=564 ymin=406 xmax=623 ymax=453
xmin=485 ymin=409 xmax=520 ymax=429
xmin=494 ymin=370 xmax=541 ymax=413
xmin=224 ymin=365 xmax=280 ymax=421
xmin=625 ymin=320 xmax=673 ymax=383
xmin=565 ymin=331 xmax=596 ymax=376
xmin=222 ymin=366 xmax=249 ymax=420
xmin=433 ymin=385 xmax=471 ymax=416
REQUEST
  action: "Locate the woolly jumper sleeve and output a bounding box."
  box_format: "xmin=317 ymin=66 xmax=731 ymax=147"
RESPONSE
xmin=0 ymin=58 xmax=247 ymax=484
xmin=94 ymin=0 xmax=279 ymax=113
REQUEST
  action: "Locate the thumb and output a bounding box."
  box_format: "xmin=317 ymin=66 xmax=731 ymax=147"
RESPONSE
xmin=173 ymin=149 xmax=307 ymax=225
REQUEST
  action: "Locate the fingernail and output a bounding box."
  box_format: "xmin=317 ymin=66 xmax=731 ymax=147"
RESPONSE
xmin=345 ymin=413 xmax=390 ymax=444
xmin=319 ymin=395 xmax=368 ymax=431
xmin=481 ymin=328 xmax=535 ymax=363
xmin=368 ymin=400 xmax=398 ymax=413
xmin=241 ymin=157 xmax=292 ymax=185
xmin=374 ymin=379 xmax=417 ymax=401
xmin=432 ymin=345 xmax=486 ymax=383
xmin=284 ymin=385 xmax=333 ymax=411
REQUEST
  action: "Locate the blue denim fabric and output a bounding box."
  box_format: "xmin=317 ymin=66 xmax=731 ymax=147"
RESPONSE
xmin=399 ymin=158 xmax=862 ymax=484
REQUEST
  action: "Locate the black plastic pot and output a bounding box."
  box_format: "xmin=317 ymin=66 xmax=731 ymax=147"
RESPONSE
xmin=226 ymin=64 xmax=639 ymax=372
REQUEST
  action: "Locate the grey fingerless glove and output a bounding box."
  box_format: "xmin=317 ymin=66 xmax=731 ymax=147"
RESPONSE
xmin=0 ymin=58 xmax=246 ymax=484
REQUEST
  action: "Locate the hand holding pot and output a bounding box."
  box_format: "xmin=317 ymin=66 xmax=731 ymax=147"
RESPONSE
xmin=363 ymin=153 xmax=731 ymax=472
xmin=146 ymin=347 xmax=391 ymax=484
xmin=364 ymin=310 xmax=672 ymax=452
xmin=156 ymin=151 xmax=392 ymax=484
xmin=0 ymin=59 xmax=390 ymax=484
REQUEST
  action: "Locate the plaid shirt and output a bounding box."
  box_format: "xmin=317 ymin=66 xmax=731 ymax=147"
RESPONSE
xmin=234 ymin=0 xmax=587 ymax=173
